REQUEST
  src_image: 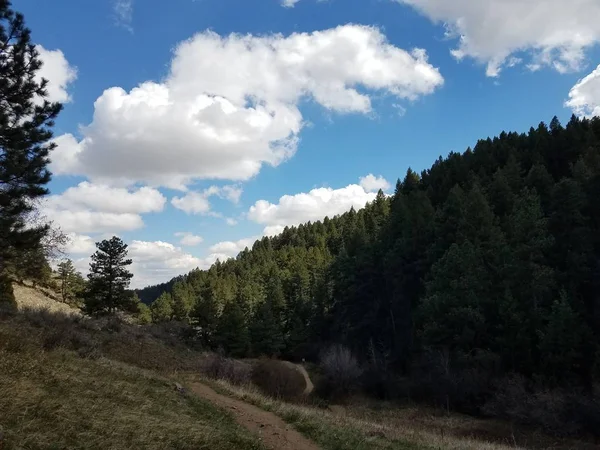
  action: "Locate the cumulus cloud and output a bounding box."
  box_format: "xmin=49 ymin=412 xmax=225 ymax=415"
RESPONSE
xmin=359 ymin=174 xmax=391 ymax=192
xmin=51 ymin=25 xmax=443 ymax=188
xmin=65 ymin=233 xmax=96 ymax=255
xmin=175 ymin=232 xmax=204 ymax=246
xmin=40 ymin=183 xmax=165 ymax=234
xmin=43 ymin=209 xmax=144 ymax=234
xmin=226 ymin=218 xmax=238 ymax=226
xmin=171 ymin=184 xmax=241 ymax=215
xmin=248 ymin=179 xmax=379 ymax=232
xmin=396 ymin=0 xmax=600 ymax=76
xmin=171 ymin=191 xmax=211 ymax=215
xmin=124 ymin=240 xmax=200 ymax=288
xmin=36 ymin=45 xmax=77 ymax=103
xmin=209 ymin=237 xmax=258 ymax=258
xmin=566 ymin=64 xmax=600 ymax=117
xmin=47 ymin=182 xmax=166 ymax=214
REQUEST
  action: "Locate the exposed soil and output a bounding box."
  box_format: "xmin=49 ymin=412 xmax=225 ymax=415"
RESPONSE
xmin=189 ymin=381 xmax=320 ymax=450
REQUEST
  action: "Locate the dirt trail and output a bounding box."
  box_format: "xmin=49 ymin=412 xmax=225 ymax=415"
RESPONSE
xmin=189 ymin=382 xmax=320 ymax=450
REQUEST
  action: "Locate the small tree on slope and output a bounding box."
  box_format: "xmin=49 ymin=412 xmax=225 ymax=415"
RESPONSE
xmin=83 ymin=237 xmax=133 ymax=316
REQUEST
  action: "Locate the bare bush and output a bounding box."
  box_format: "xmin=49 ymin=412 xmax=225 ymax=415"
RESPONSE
xmin=202 ymin=353 xmax=252 ymax=386
xmin=317 ymin=344 xmax=362 ymax=400
xmin=251 ymin=359 xmax=307 ymax=400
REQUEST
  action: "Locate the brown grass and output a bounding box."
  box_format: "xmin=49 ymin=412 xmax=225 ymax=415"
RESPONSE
xmin=199 ymin=376 xmax=600 ymax=450
xmin=0 ymin=316 xmax=264 ymax=450
xmin=12 ymin=282 xmax=79 ymax=316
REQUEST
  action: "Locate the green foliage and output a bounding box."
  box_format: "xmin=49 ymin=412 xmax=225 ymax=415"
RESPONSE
xmin=172 ymin=280 xmax=193 ymax=322
xmin=0 ymin=1 xmax=62 ymax=273
xmin=137 ymin=115 xmax=600 ymax=405
xmin=83 ymin=237 xmax=134 ymax=316
xmin=250 ymin=299 xmax=284 ymax=357
xmin=150 ymin=292 xmax=173 ymax=323
xmin=135 ymin=301 xmax=152 ymax=325
xmin=57 ymin=259 xmax=86 ymax=305
xmin=216 ymin=301 xmax=249 ymax=358
xmin=538 ymin=291 xmax=592 ymax=384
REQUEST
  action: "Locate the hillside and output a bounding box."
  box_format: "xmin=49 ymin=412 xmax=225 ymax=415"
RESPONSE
xmin=0 ymin=285 xmax=565 ymax=450
xmin=137 ymin=115 xmax=600 ymax=436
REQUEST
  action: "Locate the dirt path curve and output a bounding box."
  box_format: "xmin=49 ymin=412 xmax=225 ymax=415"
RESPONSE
xmin=189 ymin=382 xmax=320 ymax=450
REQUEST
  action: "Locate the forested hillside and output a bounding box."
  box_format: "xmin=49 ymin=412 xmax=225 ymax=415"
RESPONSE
xmin=139 ymin=115 xmax=600 ymax=412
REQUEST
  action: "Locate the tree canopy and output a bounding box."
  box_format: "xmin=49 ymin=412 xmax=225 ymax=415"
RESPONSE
xmin=137 ymin=115 xmax=600 ymax=400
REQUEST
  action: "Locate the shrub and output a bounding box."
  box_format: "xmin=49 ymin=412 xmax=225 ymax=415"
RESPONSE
xmin=408 ymin=348 xmax=498 ymax=415
xmin=360 ymin=365 xmax=410 ymax=401
xmin=484 ymin=376 xmax=600 ymax=437
xmin=317 ymin=345 xmax=362 ymax=400
xmin=251 ymin=359 xmax=307 ymax=400
xmin=202 ymin=353 xmax=252 ymax=386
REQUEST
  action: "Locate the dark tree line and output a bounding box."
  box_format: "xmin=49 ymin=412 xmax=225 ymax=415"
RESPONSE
xmin=139 ymin=115 xmax=600 ymax=410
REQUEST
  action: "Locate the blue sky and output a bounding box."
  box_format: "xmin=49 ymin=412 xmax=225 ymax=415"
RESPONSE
xmin=13 ymin=0 xmax=600 ymax=287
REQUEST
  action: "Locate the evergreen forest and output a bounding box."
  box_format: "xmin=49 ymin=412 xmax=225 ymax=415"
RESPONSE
xmin=138 ymin=115 xmax=600 ymax=413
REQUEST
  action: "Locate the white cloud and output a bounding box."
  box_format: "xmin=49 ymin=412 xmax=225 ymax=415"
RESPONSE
xmin=171 ymin=184 xmax=242 ymax=215
xmin=220 ymin=185 xmax=243 ymax=204
xmin=226 ymin=218 xmax=238 ymax=226
xmin=65 ymin=233 xmax=96 ymax=255
xmin=43 ymin=209 xmax=144 ymax=234
xmin=36 ymin=45 xmax=77 ymax=103
xmin=171 ymin=191 xmax=211 ymax=215
xmin=248 ymin=180 xmax=379 ymax=231
xmin=281 ymin=0 xmax=301 ymax=7
xmin=51 ymin=25 xmax=443 ymax=187
xmin=209 ymin=237 xmax=257 ymax=258
xmin=61 ymin=237 xmax=217 ymax=288
xmin=127 ymin=240 xmax=202 ymax=288
xmin=359 ymin=174 xmax=391 ymax=192
xmin=114 ymin=0 xmax=134 ymax=32
xmin=50 ymin=134 xmax=82 ymax=176
xmin=263 ymin=225 xmax=286 ymax=237
xmin=396 ymin=0 xmax=600 ymax=76
xmin=175 ymin=232 xmax=204 ymax=246
xmin=47 ymin=182 xmax=166 ymax=214
xmin=566 ymin=64 xmax=600 ymax=117
xmin=40 ymin=182 xmax=165 ymax=234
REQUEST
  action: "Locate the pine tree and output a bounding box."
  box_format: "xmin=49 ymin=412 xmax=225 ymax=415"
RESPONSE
xmin=538 ymin=291 xmax=592 ymax=385
xmin=0 ymin=1 xmax=63 ymax=283
xmin=83 ymin=236 xmax=133 ymax=316
xmin=58 ymin=259 xmax=76 ymax=302
xmin=250 ymin=299 xmax=284 ymax=357
xmin=136 ymin=301 xmax=152 ymax=325
xmin=192 ymin=291 xmax=219 ymax=345
xmin=151 ymin=292 xmax=173 ymax=323
xmin=215 ymin=301 xmax=249 ymax=358
xmin=172 ymin=280 xmax=193 ymax=322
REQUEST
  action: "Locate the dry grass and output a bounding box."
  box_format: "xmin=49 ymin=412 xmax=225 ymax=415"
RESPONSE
xmin=0 ymin=320 xmax=264 ymax=450
xmin=205 ymin=377 xmax=583 ymax=450
xmin=200 ymin=377 xmax=600 ymax=450
xmin=12 ymin=282 xmax=79 ymax=316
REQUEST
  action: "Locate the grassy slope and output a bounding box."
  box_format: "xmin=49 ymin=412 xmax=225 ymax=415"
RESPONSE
xmin=2 ymin=286 xmax=594 ymax=450
xmin=0 ymin=317 xmax=264 ymax=450
xmin=200 ymin=378 xmax=524 ymax=450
